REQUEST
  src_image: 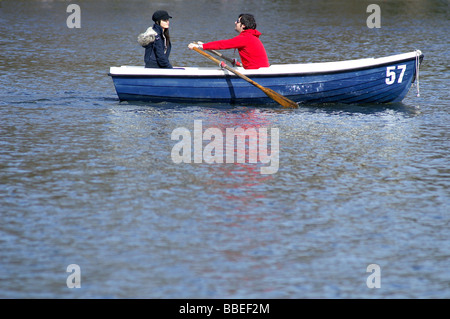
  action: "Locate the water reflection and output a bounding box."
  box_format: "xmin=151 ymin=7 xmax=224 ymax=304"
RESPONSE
xmin=200 ymin=109 xmax=276 ymax=213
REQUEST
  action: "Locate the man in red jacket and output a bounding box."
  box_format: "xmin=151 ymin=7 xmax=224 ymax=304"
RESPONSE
xmin=188 ymin=13 xmax=270 ymax=69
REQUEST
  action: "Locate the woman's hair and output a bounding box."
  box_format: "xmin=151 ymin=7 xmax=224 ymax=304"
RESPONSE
xmin=238 ymin=13 xmax=257 ymax=30
xmin=156 ymin=20 xmax=171 ymax=45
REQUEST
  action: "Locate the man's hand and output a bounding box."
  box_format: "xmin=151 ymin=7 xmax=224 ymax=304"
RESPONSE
xmin=188 ymin=42 xmax=203 ymax=50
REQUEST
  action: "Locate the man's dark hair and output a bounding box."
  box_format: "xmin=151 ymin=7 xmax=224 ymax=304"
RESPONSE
xmin=238 ymin=13 xmax=257 ymax=30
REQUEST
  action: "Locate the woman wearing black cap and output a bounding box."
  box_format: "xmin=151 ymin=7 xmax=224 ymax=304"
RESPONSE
xmin=138 ymin=10 xmax=173 ymax=68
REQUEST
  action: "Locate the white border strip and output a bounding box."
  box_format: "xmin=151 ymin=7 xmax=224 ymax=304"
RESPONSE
xmin=110 ymin=51 xmax=421 ymax=77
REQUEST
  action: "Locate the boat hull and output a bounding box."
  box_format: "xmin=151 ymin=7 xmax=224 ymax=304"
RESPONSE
xmin=109 ymin=51 xmax=423 ymax=105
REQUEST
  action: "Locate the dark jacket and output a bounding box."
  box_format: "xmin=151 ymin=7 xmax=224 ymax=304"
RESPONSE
xmin=139 ymin=24 xmax=172 ymax=68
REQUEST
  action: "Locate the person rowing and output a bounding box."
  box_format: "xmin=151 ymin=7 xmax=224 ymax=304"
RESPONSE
xmin=188 ymin=13 xmax=269 ymax=70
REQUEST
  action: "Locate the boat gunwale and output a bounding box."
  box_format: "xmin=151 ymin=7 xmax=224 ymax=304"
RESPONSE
xmin=109 ymin=51 xmax=423 ymax=79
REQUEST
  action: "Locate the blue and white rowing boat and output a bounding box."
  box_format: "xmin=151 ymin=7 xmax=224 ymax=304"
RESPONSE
xmin=109 ymin=50 xmax=423 ymax=105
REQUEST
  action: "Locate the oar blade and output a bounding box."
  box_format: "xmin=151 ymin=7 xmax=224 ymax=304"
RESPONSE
xmin=261 ymin=87 xmax=298 ymax=109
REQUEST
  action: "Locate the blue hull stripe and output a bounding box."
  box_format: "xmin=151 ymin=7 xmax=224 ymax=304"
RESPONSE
xmin=110 ymin=56 xmax=421 ymax=104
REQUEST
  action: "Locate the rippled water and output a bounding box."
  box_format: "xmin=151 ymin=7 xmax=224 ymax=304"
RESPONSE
xmin=0 ymin=0 xmax=449 ymax=298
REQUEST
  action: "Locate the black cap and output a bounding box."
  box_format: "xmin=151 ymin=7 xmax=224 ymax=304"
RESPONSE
xmin=152 ymin=10 xmax=172 ymax=22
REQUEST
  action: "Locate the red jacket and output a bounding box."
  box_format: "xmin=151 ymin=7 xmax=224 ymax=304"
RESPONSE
xmin=203 ymin=29 xmax=269 ymax=69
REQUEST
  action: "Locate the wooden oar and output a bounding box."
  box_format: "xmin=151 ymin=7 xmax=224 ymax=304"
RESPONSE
xmin=207 ymin=49 xmax=242 ymax=67
xmin=194 ymin=42 xmax=242 ymax=66
xmin=191 ymin=47 xmax=298 ymax=109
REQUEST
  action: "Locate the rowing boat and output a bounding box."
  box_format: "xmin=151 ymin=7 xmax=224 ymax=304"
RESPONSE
xmin=108 ymin=50 xmax=423 ymax=105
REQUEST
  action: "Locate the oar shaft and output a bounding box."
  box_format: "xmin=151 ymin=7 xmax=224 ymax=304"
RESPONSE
xmin=193 ymin=46 xmax=221 ymax=65
xmin=207 ymin=49 xmax=242 ymax=67
xmin=191 ymin=48 xmax=252 ymax=82
xmin=191 ymin=47 xmax=298 ymax=108
xmin=194 ymin=42 xmax=240 ymax=66
xmin=192 ymin=48 xmax=255 ymax=86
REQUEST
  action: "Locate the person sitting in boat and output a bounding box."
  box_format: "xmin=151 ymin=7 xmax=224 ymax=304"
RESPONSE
xmin=138 ymin=10 xmax=173 ymax=68
xmin=188 ymin=13 xmax=269 ymax=70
